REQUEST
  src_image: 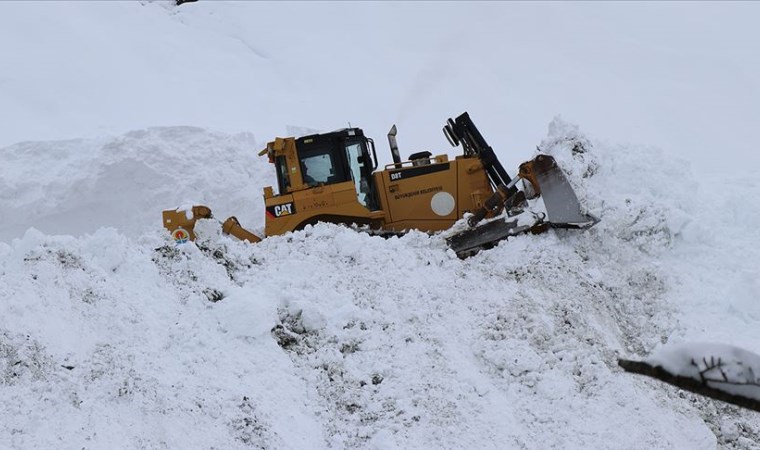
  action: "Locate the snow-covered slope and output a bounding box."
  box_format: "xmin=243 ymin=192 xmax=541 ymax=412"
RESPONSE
xmin=2 ymin=119 xmax=760 ymax=449
xmin=2 ymin=2 xmax=760 ymax=449
xmin=0 ymin=127 xmax=270 ymax=241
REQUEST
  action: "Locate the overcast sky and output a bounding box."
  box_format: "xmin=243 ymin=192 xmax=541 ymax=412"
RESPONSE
xmin=1 ymin=1 xmax=757 ymax=175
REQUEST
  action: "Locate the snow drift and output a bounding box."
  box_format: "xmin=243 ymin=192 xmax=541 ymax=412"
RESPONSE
xmin=0 ymin=128 xmax=271 ymax=241
xmin=2 ymin=117 xmax=760 ymax=449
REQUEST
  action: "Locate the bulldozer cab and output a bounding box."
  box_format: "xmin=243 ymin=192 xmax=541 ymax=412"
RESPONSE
xmin=271 ymin=128 xmax=380 ymax=211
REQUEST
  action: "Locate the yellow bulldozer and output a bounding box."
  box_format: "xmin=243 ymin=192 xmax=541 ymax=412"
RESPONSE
xmin=162 ymin=112 xmax=598 ymax=257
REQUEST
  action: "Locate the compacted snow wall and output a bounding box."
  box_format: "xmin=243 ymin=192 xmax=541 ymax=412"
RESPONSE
xmin=0 ymin=127 xmax=273 ymax=241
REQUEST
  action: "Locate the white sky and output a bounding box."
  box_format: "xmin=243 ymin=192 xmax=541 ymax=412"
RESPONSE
xmin=1 ymin=1 xmax=758 ymax=175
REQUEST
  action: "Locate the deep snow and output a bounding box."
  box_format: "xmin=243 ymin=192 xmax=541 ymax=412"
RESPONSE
xmin=2 ymin=1 xmax=760 ymax=449
xmin=2 ymin=118 xmax=760 ymax=448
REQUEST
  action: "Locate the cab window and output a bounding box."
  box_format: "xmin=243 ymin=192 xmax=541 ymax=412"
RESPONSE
xmin=345 ymin=141 xmax=369 ymax=206
xmin=275 ymin=156 xmax=290 ymax=194
xmin=301 ymin=151 xmax=335 ymax=186
xmin=298 ymin=144 xmax=348 ymax=187
xmin=344 ymin=139 xmax=378 ymax=210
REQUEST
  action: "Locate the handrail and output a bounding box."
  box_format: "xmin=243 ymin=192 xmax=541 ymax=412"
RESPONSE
xmin=383 ymin=158 xmax=437 ymax=171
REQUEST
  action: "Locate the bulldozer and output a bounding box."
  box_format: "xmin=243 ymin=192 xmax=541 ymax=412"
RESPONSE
xmin=162 ymin=112 xmax=598 ymax=257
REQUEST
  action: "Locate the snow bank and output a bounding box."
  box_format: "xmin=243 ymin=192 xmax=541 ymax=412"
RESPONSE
xmin=0 ymin=228 xmax=323 ymax=449
xmin=5 ymin=118 xmax=756 ymax=448
xmin=0 ymin=127 xmax=273 ymax=241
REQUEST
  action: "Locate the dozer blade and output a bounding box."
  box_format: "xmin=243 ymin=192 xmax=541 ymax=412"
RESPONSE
xmin=531 ymin=155 xmax=599 ymax=228
xmin=446 ymin=217 xmax=547 ymax=259
xmin=446 ymin=155 xmax=598 ymax=258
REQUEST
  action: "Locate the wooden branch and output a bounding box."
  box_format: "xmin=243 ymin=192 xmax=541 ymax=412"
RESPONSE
xmin=618 ymin=358 xmax=760 ymax=413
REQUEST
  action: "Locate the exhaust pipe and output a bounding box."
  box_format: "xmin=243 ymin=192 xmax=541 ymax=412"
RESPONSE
xmin=388 ymin=125 xmax=402 ymax=169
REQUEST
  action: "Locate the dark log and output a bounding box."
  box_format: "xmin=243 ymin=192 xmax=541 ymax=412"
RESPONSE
xmin=618 ymin=358 xmax=760 ymax=413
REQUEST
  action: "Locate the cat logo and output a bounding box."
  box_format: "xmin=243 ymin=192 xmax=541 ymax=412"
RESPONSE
xmin=266 ymin=201 xmax=296 ymax=219
xmin=275 ymin=204 xmax=293 ymax=216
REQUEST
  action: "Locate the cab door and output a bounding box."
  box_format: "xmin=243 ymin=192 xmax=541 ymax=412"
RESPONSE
xmin=343 ymin=138 xmax=379 ymax=211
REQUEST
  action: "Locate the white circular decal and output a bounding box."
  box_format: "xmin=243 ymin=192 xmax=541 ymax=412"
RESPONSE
xmin=431 ymin=191 xmax=455 ymax=216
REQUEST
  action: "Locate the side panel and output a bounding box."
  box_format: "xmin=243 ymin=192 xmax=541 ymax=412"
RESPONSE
xmin=264 ymin=181 xmax=381 ymax=236
xmin=380 ymin=160 xmax=459 ymax=232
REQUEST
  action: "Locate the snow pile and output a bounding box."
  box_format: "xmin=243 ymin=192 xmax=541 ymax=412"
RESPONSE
xmin=4 ymin=119 xmax=759 ymax=448
xmin=0 ymin=228 xmax=322 ymax=449
xmin=0 ymin=127 xmax=273 ymax=241
xmin=662 ymin=174 xmax=760 ymax=355
xmin=538 ymin=116 xmax=697 ymax=256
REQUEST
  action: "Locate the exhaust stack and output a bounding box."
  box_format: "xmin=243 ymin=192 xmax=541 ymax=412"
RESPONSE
xmin=388 ymin=125 xmax=401 ymax=168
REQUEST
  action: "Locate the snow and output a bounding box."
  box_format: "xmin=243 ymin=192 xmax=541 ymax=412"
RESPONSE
xmin=2 ymin=120 xmax=748 ymax=448
xmin=2 ymin=1 xmax=760 ymax=449
xmin=0 ymin=127 xmax=271 ymax=241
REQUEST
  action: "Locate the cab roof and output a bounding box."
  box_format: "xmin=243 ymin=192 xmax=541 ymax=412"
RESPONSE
xmin=296 ymin=128 xmax=365 ymax=148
